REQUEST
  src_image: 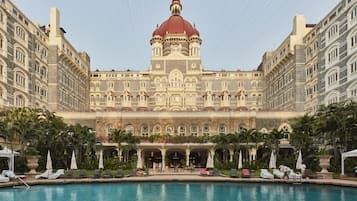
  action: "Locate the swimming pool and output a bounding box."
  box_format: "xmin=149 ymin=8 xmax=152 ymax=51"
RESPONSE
xmin=0 ymin=182 xmax=356 ymax=201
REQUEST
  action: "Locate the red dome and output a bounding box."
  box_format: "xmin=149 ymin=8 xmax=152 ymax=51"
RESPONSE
xmin=153 ymin=15 xmax=200 ymax=37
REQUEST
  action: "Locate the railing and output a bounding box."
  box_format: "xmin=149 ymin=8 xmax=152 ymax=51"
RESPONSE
xmin=13 ymin=177 xmax=30 ymax=190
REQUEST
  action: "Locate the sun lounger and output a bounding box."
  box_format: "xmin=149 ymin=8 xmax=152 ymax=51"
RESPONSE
xmin=48 ymin=169 xmax=65 ymax=179
xmin=93 ymin=169 xmax=101 ymax=178
xmin=288 ymin=170 xmax=302 ymax=180
xmin=2 ymin=170 xmax=19 ymax=180
xmin=78 ymin=169 xmax=87 ymax=178
xmin=230 ymin=169 xmax=237 ymax=178
xmin=200 ymin=168 xmax=207 ymax=176
xmin=0 ymin=172 xmax=9 ymax=183
xmin=103 ymin=169 xmax=113 ymax=178
xmin=127 ymin=169 xmax=137 ymax=177
xmin=242 ymin=169 xmax=251 ymax=178
xmin=302 ymin=169 xmax=318 ymax=179
xmin=65 ymin=169 xmax=74 ymax=178
xmin=273 ymin=169 xmax=284 ymax=179
xmin=260 ymin=169 xmax=274 ymax=179
xmin=115 ymin=169 xmax=124 ymax=178
xmin=35 ymin=169 xmax=53 ymax=179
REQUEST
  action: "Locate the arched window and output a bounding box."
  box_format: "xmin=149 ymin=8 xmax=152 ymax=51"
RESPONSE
xmin=125 ymin=124 xmax=134 ymax=135
xmin=169 ymin=69 xmax=183 ymax=88
xmin=202 ymin=124 xmax=210 ymax=136
xmin=153 ymin=125 xmax=162 ymax=135
xmin=40 ymin=66 xmax=47 ymax=79
xmin=15 ymin=47 xmax=26 ymax=64
xmin=326 ymin=45 xmax=339 ymax=66
xmin=349 ymin=4 xmax=357 ymax=27
xmin=325 ymin=91 xmax=339 ymax=105
xmin=15 ymin=94 xmax=25 ymax=107
xmin=178 ymin=125 xmax=185 ymax=136
xmin=15 ymin=71 xmax=26 ymax=88
xmin=325 ymin=67 xmax=339 ymax=90
xmin=0 ymin=59 xmax=6 ymax=79
xmin=218 ymin=124 xmax=226 ymax=135
xmin=141 ymin=125 xmax=149 ymax=136
xmin=190 ymin=125 xmax=198 ymax=136
xmin=15 ymin=25 xmax=26 ymax=41
xmin=326 ymin=23 xmax=338 ymax=42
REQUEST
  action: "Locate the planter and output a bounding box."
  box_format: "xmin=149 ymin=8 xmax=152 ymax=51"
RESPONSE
xmin=319 ymin=155 xmax=331 ymax=173
xmin=26 ymin=155 xmax=39 ymax=174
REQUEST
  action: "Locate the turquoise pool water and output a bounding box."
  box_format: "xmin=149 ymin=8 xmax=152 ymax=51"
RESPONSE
xmin=0 ymin=182 xmax=357 ymax=201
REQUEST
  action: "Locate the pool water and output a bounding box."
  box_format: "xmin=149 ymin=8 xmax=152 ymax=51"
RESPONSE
xmin=0 ymin=182 xmax=357 ymax=201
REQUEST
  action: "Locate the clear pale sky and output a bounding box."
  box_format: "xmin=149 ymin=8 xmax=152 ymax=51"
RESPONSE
xmin=13 ymin=0 xmax=339 ymax=71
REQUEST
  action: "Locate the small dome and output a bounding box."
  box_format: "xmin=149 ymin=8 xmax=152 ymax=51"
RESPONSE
xmin=153 ymin=15 xmax=200 ymax=37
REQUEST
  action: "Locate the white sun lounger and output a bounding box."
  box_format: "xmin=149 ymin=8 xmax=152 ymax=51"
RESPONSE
xmin=288 ymin=170 xmax=302 ymax=180
xmin=35 ymin=169 xmax=52 ymax=179
xmin=48 ymin=169 xmax=64 ymax=179
xmin=0 ymin=174 xmax=9 ymax=182
xmin=273 ymin=169 xmax=284 ymax=179
xmin=2 ymin=170 xmax=19 ymax=180
xmin=260 ymin=169 xmax=274 ymax=179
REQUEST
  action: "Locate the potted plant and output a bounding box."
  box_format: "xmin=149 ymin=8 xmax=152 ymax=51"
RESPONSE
xmin=318 ymin=148 xmax=332 ymax=173
xmin=25 ymin=146 xmax=40 ymax=174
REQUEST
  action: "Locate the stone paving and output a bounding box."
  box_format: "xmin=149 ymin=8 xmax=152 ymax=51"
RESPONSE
xmin=1 ymin=174 xmax=357 ymax=189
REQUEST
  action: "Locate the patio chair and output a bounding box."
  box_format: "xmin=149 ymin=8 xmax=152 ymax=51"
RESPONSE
xmin=242 ymin=169 xmax=251 ymax=178
xmin=115 ymin=169 xmax=124 ymax=178
xmin=288 ymin=170 xmax=302 ymax=180
xmin=230 ymin=169 xmax=237 ymax=178
xmin=35 ymin=169 xmax=52 ymax=179
xmin=65 ymin=169 xmax=74 ymax=178
xmin=260 ymin=169 xmax=274 ymax=179
xmin=103 ymin=169 xmax=113 ymax=178
xmin=302 ymin=169 xmax=318 ymax=179
xmin=212 ymin=169 xmax=220 ymax=176
xmin=0 ymin=171 xmax=9 ymax=183
xmin=78 ymin=169 xmax=87 ymax=178
xmin=48 ymin=169 xmax=65 ymax=179
xmin=2 ymin=170 xmax=19 ymax=180
xmin=93 ymin=169 xmax=101 ymax=178
xmin=273 ymin=169 xmax=284 ymax=179
xmin=199 ymin=168 xmax=207 ymax=176
xmin=127 ymin=169 xmax=137 ymax=177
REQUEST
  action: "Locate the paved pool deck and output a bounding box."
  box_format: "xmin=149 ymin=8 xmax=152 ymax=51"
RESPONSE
xmin=1 ymin=174 xmax=357 ymax=189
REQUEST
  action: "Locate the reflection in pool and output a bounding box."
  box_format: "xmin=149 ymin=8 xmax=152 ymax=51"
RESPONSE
xmin=0 ymin=182 xmax=356 ymax=201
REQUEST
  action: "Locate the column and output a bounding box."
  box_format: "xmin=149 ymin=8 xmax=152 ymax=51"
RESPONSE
xmin=229 ymin=149 xmax=234 ymax=162
xmin=160 ymin=148 xmax=166 ymax=171
xmin=116 ymin=148 xmax=123 ymax=162
xmin=185 ymin=148 xmax=191 ymax=167
xmin=137 ymin=148 xmax=142 ymax=169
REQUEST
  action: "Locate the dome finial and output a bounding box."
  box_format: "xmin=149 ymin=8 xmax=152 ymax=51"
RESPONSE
xmin=170 ymin=0 xmax=182 ymax=16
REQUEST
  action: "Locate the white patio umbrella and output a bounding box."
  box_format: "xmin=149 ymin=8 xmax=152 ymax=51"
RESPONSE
xmin=206 ymin=152 xmax=214 ymax=169
xmin=70 ymin=150 xmax=78 ymax=170
xmin=46 ymin=150 xmax=53 ymax=170
xmin=269 ymin=150 xmax=276 ymax=169
xmin=296 ymin=149 xmax=303 ymax=170
xmin=238 ymin=150 xmax=243 ymax=169
xmin=136 ymin=155 xmax=143 ymax=169
xmin=98 ymin=150 xmax=104 ymax=169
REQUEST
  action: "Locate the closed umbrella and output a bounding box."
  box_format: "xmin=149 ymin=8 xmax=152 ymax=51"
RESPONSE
xmin=98 ymin=150 xmax=104 ymax=169
xmin=70 ymin=150 xmax=78 ymax=170
xmin=296 ymin=149 xmax=302 ymax=170
xmin=136 ymin=155 xmax=143 ymax=169
xmin=206 ymin=152 xmax=214 ymax=169
xmin=238 ymin=150 xmax=242 ymax=169
xmin=46 ymin=150 xmax=53 ymax=170
xmin=269 ymin=150 xmax=276 ymax=169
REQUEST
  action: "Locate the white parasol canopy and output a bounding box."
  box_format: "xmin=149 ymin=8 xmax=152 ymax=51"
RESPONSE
xmin=269 ymin=150 xmax=276 ymax=169
xmin=70 ymin=150 xmax=78 ymax=170
xmin=206 ymin=152 xmax=214 ymax=169
xmin=296 ymin=149 xmax=303 ymax=170
xmin=46 ymin=150 xmax=53 ymax=170
xmin=238 ymin=150 xmax=242 ymax=169
xmin=98 ymin=150 xmax=104 ymax=169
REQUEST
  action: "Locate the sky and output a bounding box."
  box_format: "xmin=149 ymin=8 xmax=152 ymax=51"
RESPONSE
xmin=12 ymin=0 xmax=339 ymax=71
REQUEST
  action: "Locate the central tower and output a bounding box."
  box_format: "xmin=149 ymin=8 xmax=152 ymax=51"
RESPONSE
xmin=149 ymin=0 xmax=203 ymax=111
